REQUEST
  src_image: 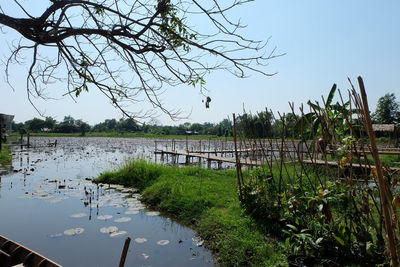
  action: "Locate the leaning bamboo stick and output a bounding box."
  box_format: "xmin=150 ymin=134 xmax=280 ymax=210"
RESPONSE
xmin=357 ymin=76 xmax=399 ymax=266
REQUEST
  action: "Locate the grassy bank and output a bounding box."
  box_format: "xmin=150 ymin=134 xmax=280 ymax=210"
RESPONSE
xmin=0 ymin=145 xmax=12 ymax=168
xmin=96 ymin=160 xmax=287 ymax=266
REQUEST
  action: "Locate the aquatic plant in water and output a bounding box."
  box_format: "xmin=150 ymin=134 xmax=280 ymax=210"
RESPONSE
xmin=100 ymin=226 xmax=118 ymax=234
xmin=64 ymin=228 xmax=85 ymax=236
xmin=157 ymin=240 xmax=170 ymax=246
xmin=97 ymin=215 xmax=113 ymax=220
xmin=134 ymin=237 xmax=148 ymax=243
xmin=145 ymin=211 xmax=160 ymax=216
xmin=110 ymin=231 xmax=128 ymax=238
xmin=70 ymin=213 xmax=87 ymax=218
xmin=114 ymin=217 xmax=132 ymax=223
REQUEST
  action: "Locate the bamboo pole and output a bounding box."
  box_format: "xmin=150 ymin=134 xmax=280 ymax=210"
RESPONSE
xmin=358 ymin=76 xmax=399 ymax=266
xmin=232 ymin=113 xmax=243 ymax=201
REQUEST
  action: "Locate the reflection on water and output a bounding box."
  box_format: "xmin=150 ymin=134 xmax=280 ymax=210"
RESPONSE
xmin=0 ymin=137 xmax=214 ymax=267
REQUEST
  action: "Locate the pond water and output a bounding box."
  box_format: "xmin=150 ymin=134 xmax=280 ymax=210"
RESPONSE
xmin=0 ymin=137 xmax=214 ymax=267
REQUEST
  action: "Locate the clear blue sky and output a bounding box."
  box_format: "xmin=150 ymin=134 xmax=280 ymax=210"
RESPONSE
xmin=0 ymin=0 xmax=399 ymax=125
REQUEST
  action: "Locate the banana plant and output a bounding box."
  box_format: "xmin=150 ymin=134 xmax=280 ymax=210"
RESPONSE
xmin=295 ymin=84 xmax=356 ymax=150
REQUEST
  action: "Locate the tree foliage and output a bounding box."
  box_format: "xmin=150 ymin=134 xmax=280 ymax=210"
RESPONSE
xmin=13 ymin=115 xmax=234 ymax=136
xmin=237 ymin=110 xmax=274 ymax=138
xmin=372 ymin=93 xmax=400 ymax=125
xmin=0 ymin=0 xmax=279 ymax=120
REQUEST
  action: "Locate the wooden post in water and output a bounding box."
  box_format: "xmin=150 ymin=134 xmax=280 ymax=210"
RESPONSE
xmin=358 ymin=76 xmax=399 ymax=266
xmin=20 ymin=132 xmax=23 ymax=149
xmin=27 ymin=133 xmax=30 ymax=148
xmin=0 ymin=119 xmax=3 ymax=151
xmin=118 ymin=237 xmax=131 ymax=267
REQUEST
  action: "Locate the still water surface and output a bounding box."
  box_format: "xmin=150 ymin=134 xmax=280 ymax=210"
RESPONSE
xmin=0 ymin=137 xmax=214 ymax=267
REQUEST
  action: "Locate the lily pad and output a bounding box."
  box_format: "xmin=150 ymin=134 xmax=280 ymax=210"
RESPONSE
xmin=156 ymin=240 xmax=170 ymax=246
xmin=124 ymin=210 xmax=139 ymax=215
xmin=48 ymin=233 xmax=63 ymax=238
xmin=145 ymin=211 xmax=160 ymax=216
xmin=140 ymin=253 xmax=150 ymax=260
xmin=17 ymin=195 xmax=33 ymax=199
xmin=97 ymin=215 xmax=113 ymax=220
xmin=64 ymin=228 xmax=85 ymax=236
xmin=100 ymin=226 xmax=119 ymax=234
xmin=114 ymin=217 xmax=131 ymax=223
xmin=48 ymin=197 xmax=68 ymax=204
xmin=110 ymin=231 xmax=127 ymax=238
xmin=121 ymin=188 xmax=134 ymax=193
xmin=134 ymin=237 xmax=148 ymax=244
xmin=71 ymin=213 xmax=87 ymax=218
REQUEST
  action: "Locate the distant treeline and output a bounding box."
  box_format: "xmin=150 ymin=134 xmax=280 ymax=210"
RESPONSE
xmin=11 ymin=111 xmax=300 ymax=138
xmin=12 ymin=116 xmax=234 ymax=136
xmin=11 ymin=90 xmax=398 ymax=138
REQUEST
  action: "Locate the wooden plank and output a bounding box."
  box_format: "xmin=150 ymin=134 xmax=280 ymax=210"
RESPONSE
xmin=301 ymin=159 xmax=400 ymax=172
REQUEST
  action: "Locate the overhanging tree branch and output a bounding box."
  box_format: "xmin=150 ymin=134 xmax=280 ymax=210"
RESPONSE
xmin=0 ymin=0 xmax=282 ymax=121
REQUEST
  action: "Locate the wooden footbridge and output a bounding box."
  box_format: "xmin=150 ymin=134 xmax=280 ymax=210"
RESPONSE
xmin=155 ymin=149 xmax=263 ymax=167
xmin=154 ymin=139 xmax=400 ymax=171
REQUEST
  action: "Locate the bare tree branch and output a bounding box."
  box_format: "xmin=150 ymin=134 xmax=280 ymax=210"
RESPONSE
xmin=0 ymin=0 xmax=282 ymax=121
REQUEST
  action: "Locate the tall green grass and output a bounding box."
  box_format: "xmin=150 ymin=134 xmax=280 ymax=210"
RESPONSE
xmin=98 ymin=160 xmax=163 ymax=190
xmin=0 ymin=145 xmax=12 ymax=168
xmin=95 ymin=160 xmax=287 ymax=266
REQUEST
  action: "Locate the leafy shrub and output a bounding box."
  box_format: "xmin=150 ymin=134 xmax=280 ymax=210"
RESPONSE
xmin=241 ymin=167 xmax=387 ymax=266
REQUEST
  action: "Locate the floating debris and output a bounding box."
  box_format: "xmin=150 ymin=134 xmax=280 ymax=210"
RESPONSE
xmin=156 ymin=240 xmax=170 ymax=246
xmin=64 ymin=228 xmax=85 ymax=236
xmin=145 ymin=211 xmax=160 ymax=216
xmin=134 ymin=237 xmax=148 ymax=244
xmin=110 ymin=231 xmax=127 ymax=238
xmin=100 ymin=226 xmax=118 ymax=234
xmin=114 ymin=217 xmax=131 ymax=223
xmin=70 ymin=213 xmax=87 ymax=218
xmin=97 ymin=215 xmax=113 ymax=220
